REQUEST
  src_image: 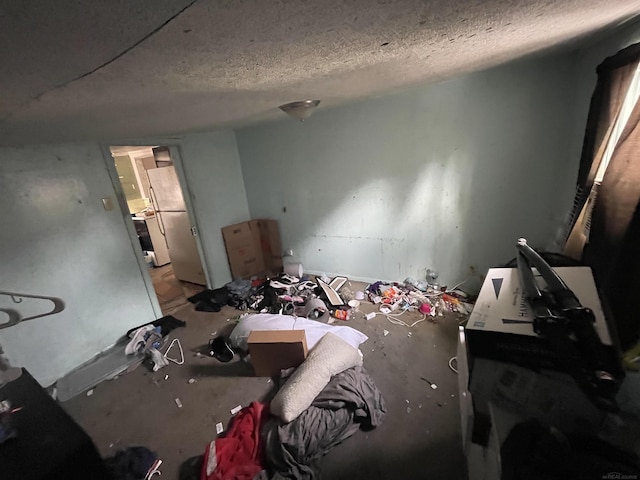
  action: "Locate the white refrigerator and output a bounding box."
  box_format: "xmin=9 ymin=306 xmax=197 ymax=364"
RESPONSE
xmin=147 ymin=166 xmax=206 ymax=285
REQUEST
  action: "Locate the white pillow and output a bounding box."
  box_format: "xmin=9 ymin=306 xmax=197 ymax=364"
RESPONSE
xmin=228 ymin=313 xmax=368 ymax=351
xmin=270 ymin=332 xmax=363 ymax=423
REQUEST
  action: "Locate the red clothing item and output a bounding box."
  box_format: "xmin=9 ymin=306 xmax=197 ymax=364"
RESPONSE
xmin=201 ymin=402 xmax=269 ymax=480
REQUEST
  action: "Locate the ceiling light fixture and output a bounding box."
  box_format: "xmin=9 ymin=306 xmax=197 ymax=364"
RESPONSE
xmin=278 ymin=100 xmax=320 ymax=121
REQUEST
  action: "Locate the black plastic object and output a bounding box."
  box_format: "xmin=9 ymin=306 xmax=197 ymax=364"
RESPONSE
xmin=501 ymin=419 xmax=640 ymax=480
xmin=208 ymin=336 xmax=234 ymax=363
xmin=0 ymin=369 xmax=109 ymax=479
xmin=125 ymin=315 xmax=186 ymax=338
xmin=515 ymin=238 xmax=623 ymax=411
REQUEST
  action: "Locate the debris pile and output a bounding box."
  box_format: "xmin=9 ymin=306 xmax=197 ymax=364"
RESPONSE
xmin=365 ymin=279 xmax=474 ymax=321
xmin=191 ymin=271 xmax=476 ymax=328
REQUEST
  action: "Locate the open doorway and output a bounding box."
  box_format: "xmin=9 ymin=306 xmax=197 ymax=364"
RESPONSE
xmin=109 ymin=145 xmax=206 ymax=314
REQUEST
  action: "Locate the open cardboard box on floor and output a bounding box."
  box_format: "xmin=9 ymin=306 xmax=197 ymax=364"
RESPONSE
xmin=247 ymin=330 xmax=308 ymax=377
xmin=221 ymin=219 xmax=283 ymax=279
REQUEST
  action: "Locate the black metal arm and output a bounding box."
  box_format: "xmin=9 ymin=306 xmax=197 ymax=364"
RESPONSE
xmin=515 ymin=238 xmax=622 ymax=411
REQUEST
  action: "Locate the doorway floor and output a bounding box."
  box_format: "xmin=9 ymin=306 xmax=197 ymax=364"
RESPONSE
xmin=149 ymin=264 xmax=204 ymax=315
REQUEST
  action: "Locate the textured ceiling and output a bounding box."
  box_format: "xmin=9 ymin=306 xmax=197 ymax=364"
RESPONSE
xmin=1 ymin=0 xmax=640 ymax=146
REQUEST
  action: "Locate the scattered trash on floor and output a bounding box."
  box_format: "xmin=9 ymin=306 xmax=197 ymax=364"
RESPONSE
xmin=216 ymin=422 xmax=224 ymax=435
xmin=147 ymin=459 xmax=162 ymax=478
xmin=164 ymin=374 xmax=169 ymax=380
xmin=363 ymin=277 xmax=475 ymax=328
xmin=188 ymin=378 xmax=196 ymax=384
xmin=366 ymin=312 xmax=377 ymax=321
xmin=448 ymin=356 xmax=458 ymax=374
xmin=175 ymin=398 xmax=183 ymax=408
xmin=230 ymin=405 xmax=242 ymax=415
xmin=332 ymin=309 xmax=350 ymax=321
xmin=86 ymin=389 xmax=94 ymax=397
xmin=421 ymin=377 xmax=438 ymax=389
xmin=383 ymin=330 xmax=389 ymax=336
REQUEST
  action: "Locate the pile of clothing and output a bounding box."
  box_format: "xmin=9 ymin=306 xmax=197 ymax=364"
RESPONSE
xmin=189 ymin=274 xmax=353 ymax=323
xmin=200 ymin=316 xmax=383 ymax=480
xmin=123 ymin=315 xmax=186 ymax=371
xmin=200 ymin=366 xmax=386 ymax=480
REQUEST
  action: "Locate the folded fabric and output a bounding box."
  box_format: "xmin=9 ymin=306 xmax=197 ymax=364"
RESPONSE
xmin=148 ymin=348 xmax=168 ymax=372
xmin=201 ymin=402 xmax=270 ymax=480
xmin=270 ymin=332 xmax=363 ymax=423
xmin=228 ymin=314 xmax=368 ymax=352
xmin=260 ymin=366 xmax=386 ymax=479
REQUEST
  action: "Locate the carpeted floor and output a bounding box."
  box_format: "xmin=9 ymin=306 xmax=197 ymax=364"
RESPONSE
xmin=62 ymin=283 xmax=467 ymax=479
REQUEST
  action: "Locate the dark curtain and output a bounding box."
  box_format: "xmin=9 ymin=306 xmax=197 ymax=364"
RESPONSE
xmin=576 ymin=48 xmax=639 ymax=189
xmin=572 ymin=43 xmax=640 ymax=349
xmin=585 ymin=100 xmax=640 ymax=349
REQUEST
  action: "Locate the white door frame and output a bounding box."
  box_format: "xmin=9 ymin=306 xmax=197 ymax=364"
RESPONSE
xmin=100 ymin=143 xmax=212 ymax=317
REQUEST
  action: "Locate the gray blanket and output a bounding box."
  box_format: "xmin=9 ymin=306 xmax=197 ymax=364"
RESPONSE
xmin=258 ymin=366 xmax=386 ymax=480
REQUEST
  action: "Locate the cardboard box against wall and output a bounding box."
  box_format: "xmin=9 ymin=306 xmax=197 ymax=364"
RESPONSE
xmin=221 ymin=219 xmax=282 ymax=279
xmin=222 ymin=221 xmax=264 ymax=279
xmin=465 ymin=267 xmax=616 ymax=371
xmin=247 ymin=330 xmax=308 ymax=377
xmin=221 ymin=221 xmax=255 ymax=251
xmin=226 ymin=247 xmax=265 ymax=280
xmin=256 ymin=219 xmax=283 ymax=271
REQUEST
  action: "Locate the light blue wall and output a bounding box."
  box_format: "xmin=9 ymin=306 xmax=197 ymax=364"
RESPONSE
xmin=0 ymin=131 xmax=249 ymax=386
xmin=236 ymin=53 xmax=577 ymax=286
xmin=178 ymin=131 xmax=250 ymax=287
xmin=0 ymin=144 xmax=157 ymax=386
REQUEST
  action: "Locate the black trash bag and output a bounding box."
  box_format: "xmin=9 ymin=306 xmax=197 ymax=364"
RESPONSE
xmin=104 ymin=446 xmax=157 ymax=480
